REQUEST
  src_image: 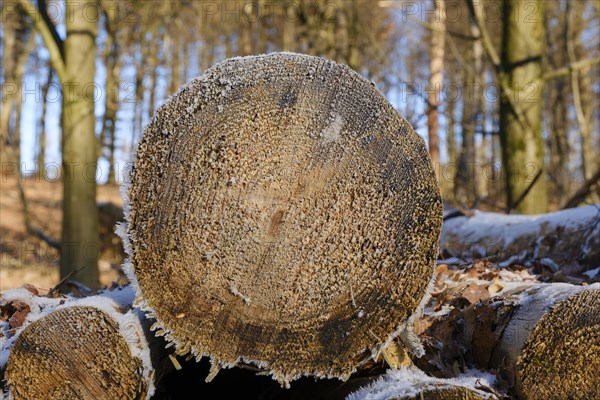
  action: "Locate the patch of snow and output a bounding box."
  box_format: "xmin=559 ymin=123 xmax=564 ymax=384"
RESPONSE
xmin=538 ymin=257 xmax=560 ymax=272
xmin=583 ymin=267 xmax=600 ymax=278
xmin=437 ymin=257 xmax=463 ymax=266
xmin=346 ymin=366 xmax=497 ymax=400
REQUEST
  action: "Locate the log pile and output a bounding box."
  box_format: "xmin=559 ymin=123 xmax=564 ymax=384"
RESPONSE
xmin=1 ymin=53 xmax=598 ymax=399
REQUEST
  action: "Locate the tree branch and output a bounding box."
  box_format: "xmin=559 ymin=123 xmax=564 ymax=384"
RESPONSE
xmin=543 ymin=56 xmax=600 ymax=81
xmin=562 ymin=168 xmax=600 ymax=209
xmin=17 ymin=0 xmax=67 ymax=82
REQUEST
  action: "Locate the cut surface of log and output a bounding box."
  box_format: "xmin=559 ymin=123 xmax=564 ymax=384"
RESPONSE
xmin=121 ymin=52 xmax=442 ymax=384
xmin=516 ymin=287 xmax=600 ymax=400
xmin=6 ymin=306 xmax=147 ymax=400
xmin=2 ymin=287 xmax=159 ymax=400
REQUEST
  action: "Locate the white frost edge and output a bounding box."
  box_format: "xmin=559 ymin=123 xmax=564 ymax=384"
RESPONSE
xmin=115 ymin=51 xmax=436 ymax=387
xmin=346 ymin=366 xmax=497 ymax=400
xmin=0 ymin=286 xmax=156 ymax=399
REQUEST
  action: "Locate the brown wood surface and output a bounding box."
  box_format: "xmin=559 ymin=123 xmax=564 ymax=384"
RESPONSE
xmin=124 ymin=52 xmax=442 ymax=384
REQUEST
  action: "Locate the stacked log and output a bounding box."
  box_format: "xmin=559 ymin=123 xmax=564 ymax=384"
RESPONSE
xmin=455 ymin=283 xmax=599 ymax=399
xmin=119 ymin=52 xmax=443 ymax=385
xmin=441 ymin=205 xmax=600 ymax=271
xmin=1 ymin=287 xmax=168 ymax=400
xmin=495 ymin=284 xmax=598 ymax=399
xmin=4 ymin=54 xmax=596 ymax=399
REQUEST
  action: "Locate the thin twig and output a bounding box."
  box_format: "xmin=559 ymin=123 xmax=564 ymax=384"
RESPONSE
xmin=562 ymin=169 xmax=600 ymax=209
xmin=47 ymin=266 xmax=86 ymax=296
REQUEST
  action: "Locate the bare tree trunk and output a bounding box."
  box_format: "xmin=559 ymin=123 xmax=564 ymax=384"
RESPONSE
xmin=60 ymin=0 xmax=100 ymax=288
xmin=282 ymin=0 xmax=297 ymax=52
xmin=37 ymin=68 xmax=52 ymax=177
xmin=426 ymin=0 xmax=445 ymax=180
xmin=500 ymin=0 xmax=548 ymax=213
xmin=0 ymin=3 xmax=28 ymax=168
xmin=148 ymin=25 xmax=159 ymax=117
xmin=132 ymin=38 xmax=145 ymax=150
xmin=11 ymin=33 xmax=36 ymax=172
xmin=567 ymin=0 xmax=594 ymax=185
xmin=455 ymin=55 xmax=477 ymax=205
xmin=170 ymin=20 xmax=181 ymax=96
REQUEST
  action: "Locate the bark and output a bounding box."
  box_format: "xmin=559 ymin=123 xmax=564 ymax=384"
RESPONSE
xmin=133 ymin=39 xmax=145 ymax=149
xmin=567 ymin=0 xmax=594 ymax=183
xmin=282 ymin=0 xmax=297 ymax=52
xmin=148 ymin=25 xmax=159 ymax=117
xmin=170 ymin=19 xmax=181 ymax=96
xmin=123 ymin=53 xmax=442 ymax=386
xmin=455 ymin=47 xmax=478 ymax=205
xmin=101 ymin=7 xmax=120 ymax=184
xmin=545 ymin=1 xmax=570 ymax=202
xmin=499 ymin=0 xmax=548 ymax=214
xmin=3 ymin=289 xmax=172 ymax=400
xmin=426 ymin=0 xmax=446 ymax=180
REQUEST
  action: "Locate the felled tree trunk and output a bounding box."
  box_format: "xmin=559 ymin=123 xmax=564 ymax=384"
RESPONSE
xmin=460 ymin=283 xmax=599 ymax=399
xmin=441 ymin=205 xmax=600 ymax=270
xmin=2 ymin=288 xmax=171 ymax=400
xmin=121 ymin=52 xmax=442 ymax=385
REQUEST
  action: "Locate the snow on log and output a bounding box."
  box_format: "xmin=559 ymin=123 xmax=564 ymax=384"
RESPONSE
xmin=347 ymin=367 xmax=499 ymax=400
xmin=1 ymin=287 xmax=167 ymax=400
xmin=461 ymin=283 xmax=600 ymax=399
xmin=441 ymin=205 xmax=600 ymax=269
xmin=120 ymin=52 xmax=442 ymax=385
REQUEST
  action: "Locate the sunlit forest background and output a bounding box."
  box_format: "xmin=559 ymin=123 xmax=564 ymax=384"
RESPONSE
xmin=1 ymin=0 xmax=599 ymax=290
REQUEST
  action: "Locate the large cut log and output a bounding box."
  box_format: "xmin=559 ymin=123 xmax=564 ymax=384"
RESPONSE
xmin=120 ymin=52 xmax=442 ymax=385
xmin=347 ymin=367 xmax=499 ymax=400
xmin=456 ymin=283 xmax=599 ymax=399
xmin=1 ymin=287 xmax=168 ymax=400
xmin=440 ymin=205 xmax=600 ymax=270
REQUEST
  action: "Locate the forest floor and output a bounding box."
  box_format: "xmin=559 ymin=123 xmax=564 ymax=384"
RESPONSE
xmin=0 ymin=175 xmax=126 ymax=292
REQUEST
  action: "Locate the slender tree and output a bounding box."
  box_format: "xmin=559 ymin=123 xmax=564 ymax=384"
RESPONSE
xmin=426 ymin=0 xmax=446 ymax=180
xmin=19 ymin=0 xmax=100 ymax=288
